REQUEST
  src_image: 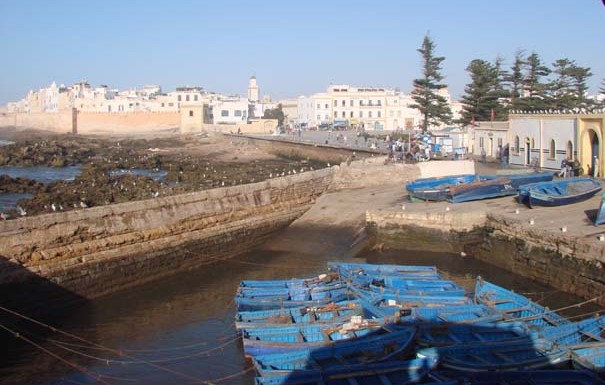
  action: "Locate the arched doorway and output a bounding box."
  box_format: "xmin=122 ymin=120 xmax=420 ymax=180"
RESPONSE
xmin=566 ymin=141 xmax=573 ymax=160
xmin=525 ymin=137 xmax=531 ymax=165
xmin=588 ymin=129 xmax=600 ymax=176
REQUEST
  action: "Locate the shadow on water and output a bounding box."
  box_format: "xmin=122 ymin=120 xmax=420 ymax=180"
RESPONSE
xmin=0 ymin=256 xmax=89 ymax=385
xmin=253 ymin=321 xmax=573 ymax=385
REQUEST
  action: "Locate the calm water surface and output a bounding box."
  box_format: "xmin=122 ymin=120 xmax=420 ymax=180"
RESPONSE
xmin=1 ymin=235 xmax=601 ymax=385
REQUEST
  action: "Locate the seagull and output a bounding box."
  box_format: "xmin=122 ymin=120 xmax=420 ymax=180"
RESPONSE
xmin=300 ymin=168 xmax=304 ymax=172
xmin=59 ymin=204 xmax=63 ymax=210
xmin=0 ymin=213 xmax=7 ymax=220
xmin=269 ymin=173 xmax=273 ymax=178
xmin=17 ymin=206 xmax=26 ymax=216
xmin=221 ymin=181 xmax=225 ymax=186
xmin=153 ymin=191 xmax=159 ymax=197
xmin=51 ymin=203 xmax=57 ymax=212
xmin=80 ymin=201 xmax=88 ymax=208
xmin=327 ymin=163 xmax=331 ymax=167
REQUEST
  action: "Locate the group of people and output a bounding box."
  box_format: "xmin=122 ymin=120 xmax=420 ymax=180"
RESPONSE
xmin=559 ymin=157 xmax=583 ymax=178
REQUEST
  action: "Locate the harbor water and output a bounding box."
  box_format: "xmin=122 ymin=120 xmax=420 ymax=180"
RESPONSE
xmin=0 ymin=228 xmax=602 ymax=385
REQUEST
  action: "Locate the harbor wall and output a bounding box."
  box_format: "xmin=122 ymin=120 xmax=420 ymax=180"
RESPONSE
xmin=0 ymin=168 xmax=334 ymax=305
xmin=366 ymin=208 xmax=605 ymax=306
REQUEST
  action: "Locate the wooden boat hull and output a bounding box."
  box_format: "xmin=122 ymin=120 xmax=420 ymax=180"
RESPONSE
xmin=447 ymin=178 xmax=516 ymax=203
xmin=518 ymin=177 xmax=602 ymax=208
xmin=406 ymin=174 xmax=478 ymax=202
xmin=252 ymin=328 xmax=416 ymax=376
xmin=595 ymin=191 xmax=605 ymax=225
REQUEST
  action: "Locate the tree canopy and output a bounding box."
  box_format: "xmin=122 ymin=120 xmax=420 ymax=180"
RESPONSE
xmin=263 ymin=103 xmax=285 ymax=126
xmin=410 ymin=34 xmax=452 ymax=132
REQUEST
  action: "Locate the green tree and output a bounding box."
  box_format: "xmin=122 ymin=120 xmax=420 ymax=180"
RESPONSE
xmin=263 ymin=103 xmax=285 ymax=126
xmin=410 ymin=34 xmax=452 ymax=132
xmin=550 ymin=59 xmax=592 ymax=111
xmin=507 ymin=50 xmax=525 ymax=110
xmin=518 ymin=52 xmax=552 ymax=111
xmin=599 ymin=79 xmax=605 ymax=107
xmin=459 ymin=59 xmax=501 ymax=125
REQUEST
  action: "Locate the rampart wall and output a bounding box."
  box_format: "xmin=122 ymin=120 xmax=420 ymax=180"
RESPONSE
xmin=0 ymin=168 xmax=334 ymax=306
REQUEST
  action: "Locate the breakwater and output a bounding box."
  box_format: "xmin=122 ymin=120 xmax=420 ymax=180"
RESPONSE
xmin=0 ymin=168 xmax=334 ymax=311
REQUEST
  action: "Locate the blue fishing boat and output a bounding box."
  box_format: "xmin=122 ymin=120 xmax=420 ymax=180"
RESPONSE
xmin=237 ymin=282 xmax=349 ymax=300
xmin=251 ymin=328 xmax=416 ymax=377
xmin=518 ymin=177 xmax=602 ymax=208
xmin=362 ymin=278 xmax=466 ymax=297
xmin=327 ymin=262 xmax=439 ymax=279
xmin=447 ymin=177 xmax=517 ymax=203
xmin=432 ymin=370 xmax=605 ymax=385
xmin=359 ymin=292 xmax=473 ymax=319
xmin=406 ymin=174 xmax=478 ymax=202
xmin=236 ymin=300 xmax=362 ymax=329
xmin=416 ymin=321 xmax=530 ymax=346
xmin=474 ymin=278 xmax=569 ymax=329
xmin=240 ymin=273 xmax=340 ymax=289
xmin=595 ymin=191 xmax=605 ymax=225
xmin=242 ymin=318 xmax=392 ymax=356
xmin=571 ymin=343 xmax=605 ymax=372
xmin=416 ymin=337 xmax=569 ymax=371
xmin=254 ymin=358 xmax=441 ymax=385
xmin=236 ymin=292 xmax=352 ymax=312
xmin=483 ymin=171 xmax=554 ymax=189
xmin=540 ymin=314 xmax=605 ymax=346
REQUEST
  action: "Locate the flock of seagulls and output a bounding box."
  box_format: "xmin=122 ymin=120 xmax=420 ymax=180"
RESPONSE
xmin=510 ymin=108 xmax=605 ymax=115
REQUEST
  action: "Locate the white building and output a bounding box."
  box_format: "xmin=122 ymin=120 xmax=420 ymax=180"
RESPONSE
xmin=472 ymin=121 xmax=510 ymax=159
xmin=210 ymin=96 xmax=250 ymax=125
xmin=297 ymin=84 xmax=430 ymax=131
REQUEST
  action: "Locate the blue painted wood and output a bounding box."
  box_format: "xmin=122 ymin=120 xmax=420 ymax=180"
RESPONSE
xmin=433 ymin=370 xmax=605 ymax=384
xmin=447 ymin=178 xmax=517 ymax=203
xmin=595 ymin=191 xmax=605 ymax=225
xmin=406 ymin=174 xmax=478 ymax=202
xmin=518 ymin=177 xmax=602 ymax=208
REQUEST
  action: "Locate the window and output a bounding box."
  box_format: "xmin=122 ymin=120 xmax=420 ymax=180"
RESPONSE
xmin=514 ymin=136 xmax=520 ymax=154
xmin=377 ymin=111 xmax=381 ymax=118
xmin=479 ymin=137 xmax=485 ymax=148
xmin=221 ymin=110 xmax=229 ymax=117
xmin=324 ymin=114 xmax=329 ymax=120
xmin=350 ymin=100 xmax=354 ymax=107
xmin=161 ymin=103 xmax=165 ymax=108
xmin=186 ymin=95 xmax=190 ymax=102
xmin=377 ymin=100 xmax=382 ymax=106
xmin=498 ymin=138 xmax=502 ymax=147
xmin=317 ymin=104 xmax=320 ymax=109
xmin=369 ymin=100 xmax=373 ymax=106
xmin=342 ymin=111 xmax=346 ymax=118
xmin=369 ymin=111 xmax=372 ymax=118
xmin=567 ymin=141 xmax=573 ymax=159
xmin=390 ymin=111 xmax=394 ymax=117
xmin=342 ymin=100 xmax=345 ymax=107
xmin=234 ymin=110 xmax=242 ymax=117
xmin=325 ymin=104 xmax=328 ymax=109
xmin=194 ymin=95 xmax=198 ymax=101
xmin=359 ymin=111 xmax=363 ymax=118
xmin=189 ymin=110 xmax=194 ymax=117
xmin=397 ymin=111 xmax=402 ymax=117
xmin=334 ymin=100 xmax=337 ymax=107
xmin=549 ymin=139 xmax=556 ymax=159
xmin=168 ymin=102 xmax=174 ymax=107
xmin=178 ymin=95 xmax=182 ymax=102
xmin=317 ymin=115 xmax=321 ymax=120
xmin=334 ymin=111 xmax=337 ymax=118
xmin=350 ymin=111 xmax=354 ymax=118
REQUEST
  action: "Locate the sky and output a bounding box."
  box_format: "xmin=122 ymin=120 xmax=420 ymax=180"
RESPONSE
xmin=1 ymin=0 xmax=605 ymax=105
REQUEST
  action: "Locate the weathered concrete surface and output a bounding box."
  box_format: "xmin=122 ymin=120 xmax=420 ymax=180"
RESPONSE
xmin=365 ymin=183 xmax=605 ymax=306
xmin=0 ymin=168 xmax=334 ymax=301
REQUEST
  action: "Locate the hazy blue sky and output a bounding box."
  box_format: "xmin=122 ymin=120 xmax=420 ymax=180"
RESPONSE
xmin=1 ymin=0 xmax=604 ymax=105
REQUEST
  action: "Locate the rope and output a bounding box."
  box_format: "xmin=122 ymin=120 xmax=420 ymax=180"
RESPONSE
xmin=0 ymin=323 xmax=113 ymax=385
xmin=48 ymin=335 xmax=240 ymax=365
xmin=0 ymin=306 xmax=210 ymax=384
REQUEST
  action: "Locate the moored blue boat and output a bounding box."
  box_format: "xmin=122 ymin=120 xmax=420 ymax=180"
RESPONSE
xmin=518 ymin=177 xmax=602 ymax=208
xmin=242 ymin=317 xmax=391 ymax=356
xmin=328 ymin=262 xmax=439 ymax=279
xmin=483 ymin=171 xmax=554 ymax=189
xmin=474 ymin=278 xmax=569 ymax=329
xmin=595 ymin=191 xmax=605 ymax=225
xmin=362 ymin=278 xmax=466 ymax=297
xmin=416 ymin=337 xmax=569 ymax=371
xmin=571 ymin=342 xmax=605 ymax=372
xmin=416 ymin=321 xmax=530 ymax=346
xmin=432 ymin=370 xmax=605 ymax=384
xmin=236 ymin=292 xmax=352 ymax=312
xmin=254 ymin=358 xmax=440 ymax=385
xmin=251 ymin=328 xmax=416 ymax=377
xmin=447 ymin=178 xmax=517 ymax=203
xmin=406 ymin=174 xmax=478 ymax=202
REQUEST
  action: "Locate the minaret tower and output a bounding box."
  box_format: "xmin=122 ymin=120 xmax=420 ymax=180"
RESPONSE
xmin=247 ymin=75 xmax=260 ymax=102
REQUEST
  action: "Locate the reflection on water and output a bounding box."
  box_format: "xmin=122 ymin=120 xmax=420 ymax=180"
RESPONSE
xmin=0 ymin=140 xmax=15 ymax=146
xmin=0 ymin=165 xmax=81 ymax=184
xmin=108 ymin=169 xmax=167 ymax=181
xmin=0 ymin=192 xmax=32 ymax=211
xmin=1 ymin=230 xmax=602 ymax=385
